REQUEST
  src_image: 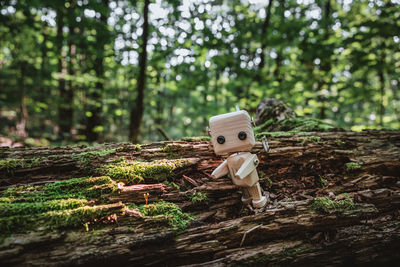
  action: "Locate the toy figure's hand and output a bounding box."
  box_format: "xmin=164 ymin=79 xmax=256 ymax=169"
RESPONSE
xmin=235 ymin=154 xmax=259 ymax=179
xmin=211 ymin=160 xmax=229 ymax=178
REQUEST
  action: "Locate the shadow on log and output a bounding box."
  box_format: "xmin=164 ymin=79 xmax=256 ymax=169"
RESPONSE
xmin=0 ymin=130 xmax=399 ymax=266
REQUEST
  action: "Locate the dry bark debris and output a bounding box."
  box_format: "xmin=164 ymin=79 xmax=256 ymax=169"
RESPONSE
xmin=0 ymin=130 xmax=399 ymax=266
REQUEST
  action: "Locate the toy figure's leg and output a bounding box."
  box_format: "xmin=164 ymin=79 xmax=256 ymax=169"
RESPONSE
xmin=241 ymin=188 xmax=252 ymax=205
xmin=248 ymin=182 xmax=267 ymax=208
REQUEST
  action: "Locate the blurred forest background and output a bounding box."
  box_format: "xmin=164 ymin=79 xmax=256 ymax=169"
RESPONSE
xmin=0 ymin=0 xmax=399 ymax=146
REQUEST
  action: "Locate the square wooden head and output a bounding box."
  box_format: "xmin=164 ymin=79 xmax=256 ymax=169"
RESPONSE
xmin=209 ymin=110 xmax=256 ymax=155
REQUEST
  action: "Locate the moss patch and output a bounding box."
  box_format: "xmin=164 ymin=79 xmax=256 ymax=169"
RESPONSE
xmin=160 ymin=144 xmax=184 ymax=158
xmin=72 ymin=148 xmax=117 ymax=167
xmin=3 ymin=176 xmax=118 ymax=202
xmin=0 ymin=203 xmax=123 ymax=234
xmin=255 ymin=117 xmax=337 ymax=134
xmin=139 ymin=201 xmax=193 ymax=231
xmin=104 ymin=159 xmax=192 ymax=185
xmin=301 ymin=135 xmax=321 ymax=145
xmin=0 ymin=158 xmax=42 ymax=173
xmin=0 ymin=177 xmax=121 ymax=237
xmin=346 ymin=162 xmax=361 ymax=171
xmin=180 ymin=136 xmax=211 ymax=141
xmin=190 ymin=192 xmax=209 ymax=203
xmin=312 ymin=194 xmax=355 ymax=213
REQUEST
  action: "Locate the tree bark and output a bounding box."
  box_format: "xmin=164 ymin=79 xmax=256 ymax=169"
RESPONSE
xmin=0 ymin=130 xmax=399 ymax=266
xmin=56 ymin=8 xmax=73 ymax=140
xmin=86 ymin=0 xmax=109 ymax=142
xmin=255 ymin=0 xmax=274 ymax=83
xmin=129 ymin=0 xmax=150 ymax=143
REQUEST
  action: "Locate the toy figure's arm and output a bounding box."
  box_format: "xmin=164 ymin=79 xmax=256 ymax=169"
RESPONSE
xmin=235 ymin=154 xmax=259 ymax=179
xmin=211 ymin=160 xmax=229 ymax=178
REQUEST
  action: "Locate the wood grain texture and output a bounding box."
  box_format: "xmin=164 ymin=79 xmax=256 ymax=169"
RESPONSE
xmin=0 ymin=130 xmax=399 ymax=266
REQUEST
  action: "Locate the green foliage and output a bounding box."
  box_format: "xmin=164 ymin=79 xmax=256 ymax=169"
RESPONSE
xmin=346 ymin=162 xmax=361 ymax=171
xmin=317 ymin=175 xmax=328 ymax=187
xmin=139 ymin=201 xmax=193 ymax=231
xmin=190 ymin=192 xmax=209 ymax=204
xmin=0 ymin=0 xmax=399 ymax=144
xmin=312 ymin=194 xmax=355 ymax=213
xmin=103 ymin=159 xmax=191 ymax=185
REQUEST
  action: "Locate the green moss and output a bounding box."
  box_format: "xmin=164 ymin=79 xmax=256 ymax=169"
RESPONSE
xmin=318 ymin=175 xmax=328 ymax=187
xmin=346 ymin=162 xmax=361 ymax=171
xmin=0 ymin=177 xmax=122 ymax=237
xmin=0 ymin=203 xmax=124 ymax=234
xmin=72 ymin=148 xmax=116 ymax=166
xmin=190 ymin=192 xmax=209 ymax=203
xmin=164 ymin=180 xmax=180 ymax=190
xmin=335 ymin=139 xmax=346 ymax=146
xmin=0 ymin=199 xmax=87 ymax=217
xmin=0 ymin=158 xmax=43 ymax=173
xmin=2 ymin=176 xmax=118 ymax=202
xmin=233 ymin=243 xmax=312 ymax=266
xmin=104 ymin=159 xmax=191 ymax=185
xmin=139 ymin=201 xmax=193 ymax=231
xmin=160 ymin=144 xmax=183 ymax=158
xmin=301 ymin=135 xmax=321 ymax=145
xmin=312 ymin=194 xmax=354 ymax=213
xmin=255 ymin=131 xmax=294 ymax=139
xmin=180 ymin=136 xmax=211 ymax=141
xmin=255 ymin=118 xmax=337 ymax=134
xmin=115 ymin=144 xmax=141 ymax=152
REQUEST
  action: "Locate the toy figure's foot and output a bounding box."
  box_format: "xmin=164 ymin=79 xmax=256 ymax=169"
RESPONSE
xmin=241 ymin=195 xmax=252 ymax=205
xmin=252 ymin=196 xmax=267 ymax=208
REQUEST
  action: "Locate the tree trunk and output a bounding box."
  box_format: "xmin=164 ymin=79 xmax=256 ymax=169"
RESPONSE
xmin=129 ymin=0 xmax=150 ymax=143
xmin=255 ymin=0 xmax=274 ymax=83
xmin=378 ymin=66 xmax=385 ymax=127
xmin=317 ymin=0 xmax=332 ymax=120
xmin=86 ymin=0 xmax=109 ymax=142
xmin=56 ymin=8 xmax=71 ymax=140
xmin=0 ymin=130 xmax=399 ymax=266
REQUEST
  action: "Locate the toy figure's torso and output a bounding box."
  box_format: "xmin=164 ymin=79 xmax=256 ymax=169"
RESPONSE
xmin=227 ymin=152 xmax=259 ymax=188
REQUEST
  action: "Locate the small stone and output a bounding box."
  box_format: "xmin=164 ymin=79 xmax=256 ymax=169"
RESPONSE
xmin=328 ymin=192 xmax=335 ymax=199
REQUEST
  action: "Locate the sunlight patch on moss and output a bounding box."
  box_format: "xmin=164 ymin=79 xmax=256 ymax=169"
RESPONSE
xmin=104 ymin=159 xmax=192 ymax=185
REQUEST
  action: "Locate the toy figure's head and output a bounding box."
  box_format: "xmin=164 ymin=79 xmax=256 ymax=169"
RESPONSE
xmin=209 ymin=110 xmax=256 ymax=155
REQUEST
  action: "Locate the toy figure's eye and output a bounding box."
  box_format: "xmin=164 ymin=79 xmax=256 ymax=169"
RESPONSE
xmin=217 ymin=135 xmax=225 ymax=144
xmin=238 ymin=131 xmax=247 ymax=140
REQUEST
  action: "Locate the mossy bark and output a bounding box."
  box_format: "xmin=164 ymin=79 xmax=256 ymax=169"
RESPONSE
xmin=0 ymin=130 xmax=399 ymax=266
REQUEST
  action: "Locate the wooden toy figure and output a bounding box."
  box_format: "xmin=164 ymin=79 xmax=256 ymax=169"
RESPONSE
xmin=209 ymin=109 xmax=267 ymax=208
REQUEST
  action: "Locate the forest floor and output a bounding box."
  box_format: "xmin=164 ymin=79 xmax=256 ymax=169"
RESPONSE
xmin=0 ymin=130 xmax=399 ymax=266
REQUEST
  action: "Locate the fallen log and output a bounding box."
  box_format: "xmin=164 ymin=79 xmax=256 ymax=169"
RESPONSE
xmin=0 ymin=130 xmax=399 ymax=266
